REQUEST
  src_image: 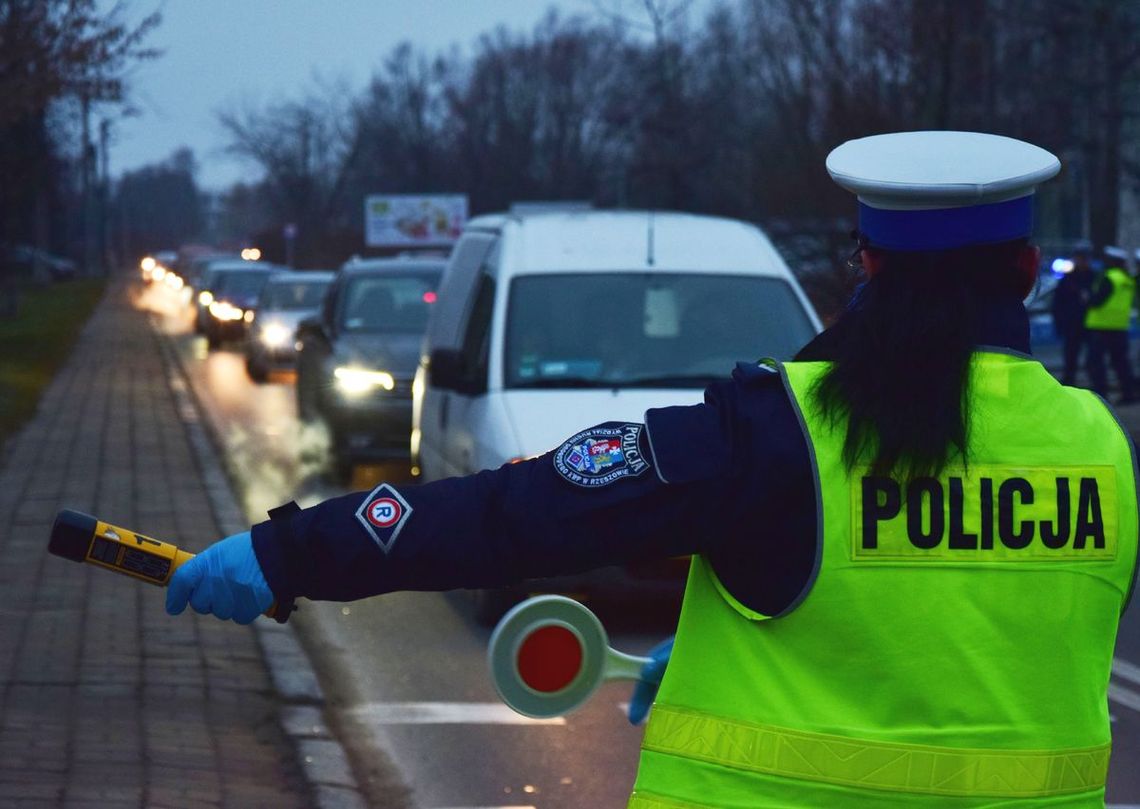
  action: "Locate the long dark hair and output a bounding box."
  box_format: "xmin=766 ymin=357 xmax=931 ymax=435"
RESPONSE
xmin=811 ymin=238 xmax=1029 ymax=479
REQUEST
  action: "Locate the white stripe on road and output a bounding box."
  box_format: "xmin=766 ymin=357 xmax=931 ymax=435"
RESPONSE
xmin=348 ymin=702 xmax=565 ymax=726
xmin=432 ymin=806 xmax=536 ymax=809
xmin=1109 ymin=682 xmax=1140 ymax=713
xmin=1114 ymin=657 xmax=1140 ymax=687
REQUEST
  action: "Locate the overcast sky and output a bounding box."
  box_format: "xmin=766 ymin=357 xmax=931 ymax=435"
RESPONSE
xmin=110 ymin=0 xmax=708 ymax=191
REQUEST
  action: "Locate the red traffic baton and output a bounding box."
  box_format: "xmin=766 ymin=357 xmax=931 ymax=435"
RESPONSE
xmin=488 ymin=595 xmax=651 ymax=718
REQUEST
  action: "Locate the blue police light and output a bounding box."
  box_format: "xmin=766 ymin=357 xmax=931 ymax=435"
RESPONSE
xmin=1052 ymin=258 xmax=1074 ymax=275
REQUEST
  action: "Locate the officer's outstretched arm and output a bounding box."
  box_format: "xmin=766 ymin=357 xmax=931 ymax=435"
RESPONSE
xmin=167 ymin=382 xmax=750 ymax=619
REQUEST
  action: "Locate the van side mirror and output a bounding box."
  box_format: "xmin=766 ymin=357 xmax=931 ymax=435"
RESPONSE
xmin=430 ymin=348 xmax=485 ymax=395
xmin=429 ymin=348 xmax=465 ymax=391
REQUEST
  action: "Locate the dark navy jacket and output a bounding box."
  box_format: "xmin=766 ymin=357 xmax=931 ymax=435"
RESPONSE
xmin=251 ymin=300 xmax=1031 ymax=616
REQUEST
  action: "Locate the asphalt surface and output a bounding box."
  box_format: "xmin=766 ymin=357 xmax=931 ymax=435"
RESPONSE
xmin=139 ymin=281 xmax=1140 ymax=807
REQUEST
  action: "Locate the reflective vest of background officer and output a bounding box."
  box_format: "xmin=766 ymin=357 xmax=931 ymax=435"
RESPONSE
xmin=1085 ymin=265 xmax=1135 ymax=331
xmin=630 ymin=134 xmax=1138 ymax=808
xmin=1084 ymin=250 xmax=1136 ymax=403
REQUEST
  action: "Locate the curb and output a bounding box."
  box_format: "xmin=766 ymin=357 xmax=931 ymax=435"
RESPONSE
xmin=152 ymin=317 xmax=369 ymax=809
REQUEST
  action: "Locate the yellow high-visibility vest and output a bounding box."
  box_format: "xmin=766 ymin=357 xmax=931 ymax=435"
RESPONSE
xmin=630 ymin=353 xmax=1138 ymax=808
xmin=1085 ymin=267 xmax=1135 ymax=331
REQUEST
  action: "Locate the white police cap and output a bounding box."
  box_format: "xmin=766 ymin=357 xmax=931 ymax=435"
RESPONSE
xmin=826 ymin=131 xmax=1061 ymax=251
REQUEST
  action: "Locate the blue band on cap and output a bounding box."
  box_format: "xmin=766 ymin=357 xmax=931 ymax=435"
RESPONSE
xmin=858 ymin=196 xmax=1034 ymax=251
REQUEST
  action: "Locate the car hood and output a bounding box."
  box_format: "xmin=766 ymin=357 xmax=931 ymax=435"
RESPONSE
xmin=500 ymin=388 xmax=705 ymax=459
xmin=333 ymin=332 xmax=422 ymax=376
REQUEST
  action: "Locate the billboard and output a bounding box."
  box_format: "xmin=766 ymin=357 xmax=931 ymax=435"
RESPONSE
xmin=364 ymin=194 xmax=468 ymax=248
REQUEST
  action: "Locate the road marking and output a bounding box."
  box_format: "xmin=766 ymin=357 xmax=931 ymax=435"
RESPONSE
xmin=432 ymin=806 xmax=536 ymax=809
xmin=1108 ymin=682 xmax=1140 ymax=713
xmin=1113 ymin=657 xmax=1140 ymax=687
xmin=348 ymin=702 xmax=565 ymax=726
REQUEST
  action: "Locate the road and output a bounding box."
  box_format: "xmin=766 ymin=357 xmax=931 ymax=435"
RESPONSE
xmin=138 ymin=281 xmax=1140 ymax=807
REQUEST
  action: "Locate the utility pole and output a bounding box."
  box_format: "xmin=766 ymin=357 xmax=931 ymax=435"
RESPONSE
xmin=80 ymin=92 xmax=98 ymax=277
xmin=99 ymin=119 xmax=112 ymax=274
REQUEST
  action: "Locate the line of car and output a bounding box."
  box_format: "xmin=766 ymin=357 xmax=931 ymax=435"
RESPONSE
xmin=142 ymin=209 xmax=822 ymax=622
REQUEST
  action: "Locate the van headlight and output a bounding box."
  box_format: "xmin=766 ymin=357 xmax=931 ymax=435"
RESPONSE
xmin=260 ymin=323 xmax=291 ymax=348
xmin=334 ymin=367 xmax=395 ymax=395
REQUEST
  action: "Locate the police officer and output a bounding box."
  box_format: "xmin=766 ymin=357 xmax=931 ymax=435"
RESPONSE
xmin=1085 ymin=245 xmax=1137 ymax=403
xmin=167 ymin=132 xmax=1138 ymax=808
xmin=1051 ymin=240 xmax=1095 ymax=385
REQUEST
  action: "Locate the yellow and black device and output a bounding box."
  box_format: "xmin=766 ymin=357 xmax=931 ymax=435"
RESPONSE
xmin=48 ymin=509 xmax=293 ymax=622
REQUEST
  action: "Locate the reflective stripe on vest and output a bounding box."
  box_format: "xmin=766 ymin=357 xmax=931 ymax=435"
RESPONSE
xmin=629 ymin=792 xmax=716 ymax=809
xmin=640 ymin=705 xmax=1110 ymax=799
xmin=1085 ymin=267 xmax=1135 ymax=330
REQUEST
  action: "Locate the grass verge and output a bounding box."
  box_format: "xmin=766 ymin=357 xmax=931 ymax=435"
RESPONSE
xmin=0 ymin=280 xmax=106 ymax=441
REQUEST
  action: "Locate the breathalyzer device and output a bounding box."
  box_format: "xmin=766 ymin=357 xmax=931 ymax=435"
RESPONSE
xmin=48 ymin=509 xmax=292 ymax=622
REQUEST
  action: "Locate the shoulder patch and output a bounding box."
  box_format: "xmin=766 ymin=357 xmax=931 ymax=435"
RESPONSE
xmin=553 ymin=423 xmax=651 ymax=488
xmin=354 ymin=483 xmax=412 ymax=554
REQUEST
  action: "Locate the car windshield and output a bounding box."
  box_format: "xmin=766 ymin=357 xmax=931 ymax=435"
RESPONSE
xmin=216 ymin=270 xmax=273 ymax=297
xmin=504 ymin=273 xmax=816 ymax=388
xmin=262 ymin=280 xmax=329 ymax=310
xmin=340 ymin=272 xmax=441 ymax=333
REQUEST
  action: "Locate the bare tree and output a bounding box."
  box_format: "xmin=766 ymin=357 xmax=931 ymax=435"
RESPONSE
xmin=218 ymin=79 xmax=360 ymax=264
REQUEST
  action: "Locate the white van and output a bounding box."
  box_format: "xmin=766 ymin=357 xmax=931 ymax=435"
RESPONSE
xmin=414 ymin=209 xmax=825 ymax=619
xmin=412 ymin=210 xmax=822 ymax=483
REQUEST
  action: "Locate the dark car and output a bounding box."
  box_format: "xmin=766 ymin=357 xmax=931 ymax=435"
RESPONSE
xmin=244 ymin=270 xmax=334 ymax=381
xmin=202 ymin=265 xmax=278 ymax=348
xmin=296 ymin=258 xmax=445 ymax=480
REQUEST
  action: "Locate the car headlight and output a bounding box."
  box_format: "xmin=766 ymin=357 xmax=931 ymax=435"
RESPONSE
xmin=199 ymin=290 xmax=214 ymax=306
xmin=260 ymin=323 xmax=291 ymax=348
xmin=334 ymin=366 xmax=395 ymax=395
xmin=209 ymin=301 xmax=245 ymax=321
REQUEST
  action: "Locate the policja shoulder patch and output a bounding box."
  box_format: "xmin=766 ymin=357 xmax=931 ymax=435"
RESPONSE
xmin=553 ymin=423 xmax=651 ymax=488
xmin=354 ymin=483 xmax=413 ymax=554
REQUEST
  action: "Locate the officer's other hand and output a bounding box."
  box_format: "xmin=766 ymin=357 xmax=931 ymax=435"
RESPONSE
xmin=165 ymin=531 xmax=274 ymax=624
xmin=628 ymin=637 xmax=674 ymax=725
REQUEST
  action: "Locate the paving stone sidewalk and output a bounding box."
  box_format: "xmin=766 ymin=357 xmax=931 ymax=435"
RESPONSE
xmin=0 ymin=279 xmax=313 ymax=808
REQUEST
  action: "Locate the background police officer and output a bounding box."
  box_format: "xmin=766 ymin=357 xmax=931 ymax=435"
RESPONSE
xmin=1085 ymin=244 xmax=1137 ymax=403
xmin=1052 ymin=240 xmax=1095 ymax=386
xmin=166 ymin=132 xmax=1139 ymax=808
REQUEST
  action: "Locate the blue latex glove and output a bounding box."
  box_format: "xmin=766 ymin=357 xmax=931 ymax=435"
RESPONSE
xmin=165 ymin=531 xmax=274 ymax=624
xmin=628 ymin=637 xmax=674 ymax=725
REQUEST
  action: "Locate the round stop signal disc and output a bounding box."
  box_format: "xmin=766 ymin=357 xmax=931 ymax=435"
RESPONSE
xmin=515 ymin=624 xmax=583 ymax=693
xmin=488 ymin=595 xmax=608 ymax=718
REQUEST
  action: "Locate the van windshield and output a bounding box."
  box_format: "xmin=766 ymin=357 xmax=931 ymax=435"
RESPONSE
xmin=504 ymin=273 xmax=816 ymax=389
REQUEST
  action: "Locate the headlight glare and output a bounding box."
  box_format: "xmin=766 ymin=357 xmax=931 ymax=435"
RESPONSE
xmin=260 ymin=323 xmax=290 ymax=348
xmin=334 ymin=367 xmax=395 ymax=395
xmin=209 ymin=301 xmax=245 ymax=321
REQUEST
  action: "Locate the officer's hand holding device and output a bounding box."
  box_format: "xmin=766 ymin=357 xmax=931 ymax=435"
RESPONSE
xmin=165 ymin=531 xmax=274 ymax=624
xmin=628 ymin=637 xmax=673 ymax=725
xmin=47 ymin=509 xmax=288 ymax=624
